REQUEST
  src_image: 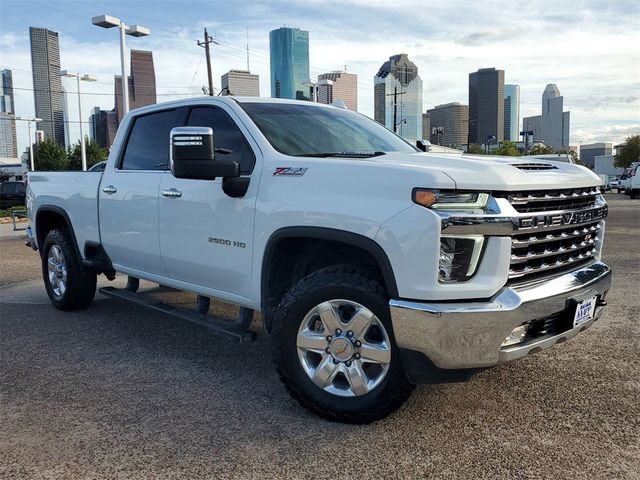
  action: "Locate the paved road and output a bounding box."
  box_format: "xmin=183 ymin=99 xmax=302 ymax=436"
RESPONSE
xmin=1 ymin=194 xmax=639 ymax=479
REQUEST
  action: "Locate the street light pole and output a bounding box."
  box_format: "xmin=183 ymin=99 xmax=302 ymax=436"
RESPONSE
xmin=15 ymin=116 xmax=42 ymax=171
xmin=60 ymin=71 xmax=97 ymax=171
xmin=76 ymin=75 xmax=86 ymax=169
xmin=92 ymin=15 xmax=150 ymax=118
xmin=119 ymin=22 xmax=129 ymax=114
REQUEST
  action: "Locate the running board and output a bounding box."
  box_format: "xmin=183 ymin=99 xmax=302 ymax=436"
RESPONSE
xmin=99 ymin=286 xmax=257 ymax=343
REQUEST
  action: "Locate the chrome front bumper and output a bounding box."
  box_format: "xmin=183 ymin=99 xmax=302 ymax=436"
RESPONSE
xmin=390 ymin=261 xmax=612 ymax=369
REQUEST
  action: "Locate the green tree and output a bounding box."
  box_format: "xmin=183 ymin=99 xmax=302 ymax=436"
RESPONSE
xmin=493 ymin=141 xmax=521 ymax=156
xmin=529 ymin=143 xmax=555 ymax=155
xmin=68 ymin=137 xmax=109 ymax=170
xmin=33 ymin=137 xmax=68 ymax=171
xmin=614 ymin=135 xmax=640 ymax=169
xmin=467 ymin=144 xmax=484 ymax=154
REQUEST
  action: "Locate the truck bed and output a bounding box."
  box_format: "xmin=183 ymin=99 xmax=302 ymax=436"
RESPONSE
xmin=27 ymin=171 xmax=103 ymax=255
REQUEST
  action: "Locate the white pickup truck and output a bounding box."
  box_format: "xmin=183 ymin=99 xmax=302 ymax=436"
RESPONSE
xmin=26 ymin=97 xmax=612 ymax=423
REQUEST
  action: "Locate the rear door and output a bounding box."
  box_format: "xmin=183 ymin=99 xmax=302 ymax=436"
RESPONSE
xmin=158 ymin=104 xmax=259 ymax=301
xmin=99 ymin=108 xmax=184 ymax=276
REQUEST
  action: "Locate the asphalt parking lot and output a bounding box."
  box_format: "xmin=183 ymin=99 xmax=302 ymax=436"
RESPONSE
xmin=1 ymin=193 xmax=639 ymax=479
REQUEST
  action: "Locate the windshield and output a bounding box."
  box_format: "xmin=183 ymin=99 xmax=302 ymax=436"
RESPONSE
xmin=239 ymin=102 xmax=418 ymax=157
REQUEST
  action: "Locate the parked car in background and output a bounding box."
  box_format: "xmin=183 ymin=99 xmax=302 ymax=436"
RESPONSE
xmin=626 ymin=164 xmax=640 ymax=198
xmin=619 ymin=162 xmax=640 ymax=196
xmin=0 ymin=181 xmax=26 ymax=209
xmin=608 ymin=177 xmax=620 ymax=192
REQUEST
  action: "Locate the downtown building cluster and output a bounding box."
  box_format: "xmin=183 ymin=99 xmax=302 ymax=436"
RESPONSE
xmin=2 ymin=24 xmax=583 ymax=165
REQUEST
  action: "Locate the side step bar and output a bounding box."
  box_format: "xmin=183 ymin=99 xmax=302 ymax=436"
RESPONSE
xmin=99 ymin=286 xmax=257 ymax=343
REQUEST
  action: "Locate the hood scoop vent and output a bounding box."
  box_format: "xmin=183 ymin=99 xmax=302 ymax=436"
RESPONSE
xmin=511 ymin=162 xmax=558 ymax=171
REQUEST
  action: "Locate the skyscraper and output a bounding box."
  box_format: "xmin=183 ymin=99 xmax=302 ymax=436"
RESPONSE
xmin=115 ymin=50 xmax=157 ymax=124
xmin=0 ymin=69 xmax=18 ymax=158
xmin=29 ymin=27 xmax=65 ymax=145
xmin=504 ymin=84 xmax=520 ymax=141
xmin=317 ymin=71 xmax=358 ymax=111
xmin=221 ymin=70 xmax=260 ymax=96
xmin=522 ymin=84 xmax=570 ymax=149
xmin=269 ymin=27 xmax=310 ymax=100
xmin=468 ymin=67 xmax=504 ymax=145
xmin=541 ymin=84 xmax=570 ymax=148
xmin=374 ymin=54 xmax=423 ymax=141
xmin=89 ymin=107 xmax=118 ymax=149
xmin=426 ymin=102 xmax=469 ymax=148
xmin=522 ymin=114 xmax=542 ymax=140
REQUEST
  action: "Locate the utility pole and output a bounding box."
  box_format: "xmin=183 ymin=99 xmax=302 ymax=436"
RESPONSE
xmin=387 ymin=86 xmax=406 ymax=133
xmin=198 ymin=28 xmax=217 ymax=96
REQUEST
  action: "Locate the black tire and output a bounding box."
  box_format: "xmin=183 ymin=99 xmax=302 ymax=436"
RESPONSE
xmin=271 ymin=265 xmax=414 ymax=424
xmin=41 ymin=228 xmax=96 ymax=311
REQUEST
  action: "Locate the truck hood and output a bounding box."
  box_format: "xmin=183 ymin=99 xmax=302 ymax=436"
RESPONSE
xmin=375 ymin=152 xmax=601 ymax=191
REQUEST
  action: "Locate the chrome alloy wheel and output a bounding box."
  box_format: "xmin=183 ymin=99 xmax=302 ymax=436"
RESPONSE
xmin=47 ymin=245 xmax=67 ymax=298
xmin=296 ymin=299 xmax=391 ymax=397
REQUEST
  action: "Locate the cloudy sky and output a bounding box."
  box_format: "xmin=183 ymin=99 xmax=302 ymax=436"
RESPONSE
xmin=1 ymin=0 xmax=639 ymax=154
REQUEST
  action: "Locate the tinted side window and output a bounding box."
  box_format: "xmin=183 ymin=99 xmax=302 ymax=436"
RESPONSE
xmin=121 ymin=109 xmax=179 ymax=170
xmin=15 ymin=183 xmax=26 ymax=194
xmin=187 ymin=107 xmax=255 ymax=174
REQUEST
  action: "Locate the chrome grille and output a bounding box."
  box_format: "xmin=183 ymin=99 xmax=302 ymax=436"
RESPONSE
xmin=500 ymin=187 xmax=600 ymax=213
xmin=509 ymin=221 xmax=601 ymax=280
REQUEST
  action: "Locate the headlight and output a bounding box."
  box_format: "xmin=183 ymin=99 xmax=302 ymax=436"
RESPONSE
xmin=413 ymin=189 xmax=489 ymax=210
xmin=439 ymin=235 xmax=484 ymax=282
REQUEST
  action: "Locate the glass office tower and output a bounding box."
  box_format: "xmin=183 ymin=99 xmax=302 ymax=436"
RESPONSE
xmin=269 ymin=27 xmax=310 ymax=100
xmin=504 ymin=84 xmax=520 ymax=141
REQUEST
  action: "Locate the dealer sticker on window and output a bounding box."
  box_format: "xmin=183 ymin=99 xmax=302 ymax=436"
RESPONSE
xmin=573 ymin=296 xmax=597 ymax=328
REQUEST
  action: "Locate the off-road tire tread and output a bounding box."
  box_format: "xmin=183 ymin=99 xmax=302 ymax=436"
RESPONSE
xmin=271 ymin=264 xmax=414 ymax=424
xmin=42 ymin=228 xmax=96 ymax=311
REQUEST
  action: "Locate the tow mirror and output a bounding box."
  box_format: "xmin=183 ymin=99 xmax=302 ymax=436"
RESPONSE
xmin=416 ymin=139 xmax=431 ymax=152
xmin=170 ymin=126 xmax=239 ymax=180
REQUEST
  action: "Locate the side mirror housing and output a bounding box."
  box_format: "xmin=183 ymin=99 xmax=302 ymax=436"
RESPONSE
xmin=416 ymin=139 xmax=431 ymax=152
xmin=170 ymin=126 xmax=239 ymax=180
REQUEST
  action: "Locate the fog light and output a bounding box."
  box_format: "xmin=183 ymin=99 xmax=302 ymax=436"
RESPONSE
xmin=501 ymin=324 xmax=529 ymax=347
xmin=439 ymin=236 xmax=484 ymax=282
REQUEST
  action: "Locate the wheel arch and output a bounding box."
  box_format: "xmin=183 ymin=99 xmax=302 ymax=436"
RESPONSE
xmin=260 ymin=226 xmax=399 ymax=333
xmin=35 ymin=206 xmax=82 ymax=262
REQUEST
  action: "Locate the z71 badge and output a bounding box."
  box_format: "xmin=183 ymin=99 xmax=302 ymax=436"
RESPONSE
xmin=273 ymin=167 xmax=308 ymax=176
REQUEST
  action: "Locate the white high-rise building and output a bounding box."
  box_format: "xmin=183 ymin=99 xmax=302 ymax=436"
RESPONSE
xmin=374 ymin=54 xmax=423 ymax=141
xmin=221 ymin=70 xmax=260 ymax=97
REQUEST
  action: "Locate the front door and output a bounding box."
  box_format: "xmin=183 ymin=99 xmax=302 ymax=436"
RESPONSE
xmin=158 ymin=104 xmax=259 ymax=302
xmin=100 ymin=108 xmax=183 ymax=276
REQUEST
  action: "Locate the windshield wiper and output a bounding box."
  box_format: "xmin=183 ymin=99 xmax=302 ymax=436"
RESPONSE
xmin=295 ymin=151 xmax=386 ymax=158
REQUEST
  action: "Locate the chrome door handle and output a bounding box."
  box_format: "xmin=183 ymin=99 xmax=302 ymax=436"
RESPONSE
xmin=102 ymin=185 xmax=117 ymax=194
xmin=162 ymin=188 xmax=182 ymax=198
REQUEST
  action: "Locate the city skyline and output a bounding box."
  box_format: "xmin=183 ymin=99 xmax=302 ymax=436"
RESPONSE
xmin=1 ymin=0 xmax=638 ymax=155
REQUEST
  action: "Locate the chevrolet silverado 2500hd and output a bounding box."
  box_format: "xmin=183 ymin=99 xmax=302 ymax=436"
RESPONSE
xmin=26 ymin=97 xmax=612 ymax=423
